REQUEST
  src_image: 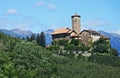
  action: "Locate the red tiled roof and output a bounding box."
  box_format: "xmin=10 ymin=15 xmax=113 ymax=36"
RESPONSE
xmin=52 ymin=28 xmax=71 ymax=35
xmin=52 ymin=28 xmax=78 ymax=37
xmin=70 ymin=32 xmax=78 ymax=37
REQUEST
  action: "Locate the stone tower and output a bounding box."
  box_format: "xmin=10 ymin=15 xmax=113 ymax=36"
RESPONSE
xmin=71 ymin=13 xmax=81 ymax=34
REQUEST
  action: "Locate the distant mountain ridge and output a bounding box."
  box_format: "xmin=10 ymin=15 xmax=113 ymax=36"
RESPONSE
xmin=99 ymin=30 xmax=120 ymax=55
xmin=0 ymin=28 xmax=33 ymax=38
xmin=11 ymin=28 xmax=33 ymax=35
xmin=0 ymin=28 xmax=54 ymax=45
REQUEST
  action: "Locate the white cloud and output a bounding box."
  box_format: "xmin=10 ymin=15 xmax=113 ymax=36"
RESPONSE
xmin=0 ymin=18 xmax=16 ymax=29
xmin=33 ymin=1 xmax=45 ymax=8
xmin=5 ymin=9 xmax=18 ymax=15
xmin=81 ymin=26 xmax=87 ymax=31
xmin=115 ymin=30 xmax=120 ymax=34
xmin=15 ymin=22 xmax=31 ymax=30
xmin=47 ymin=4 xmax=56 ymax=11
xmin=82 ymin=19 xmax=110 ymax=29
xmin=49 ymin=25 xmax=59 ymax=30
xmin=0 ymin=18 xmax=33 ymax=31
xmin=33 ymin=1 xmax=57 ymax=11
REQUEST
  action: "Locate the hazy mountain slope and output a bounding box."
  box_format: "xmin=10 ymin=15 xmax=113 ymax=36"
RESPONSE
xmin=11 ymin=28 xmax=33 ymax=36
xmin=0 ymin=28 xmax=33 ymax=38
xmin=0 ymin=28 xmax=54 ymax=45
xmin=99 ymin=30 xmax=120 ymax=55
xmin=44 ymin=29 xmax=54 ymax=45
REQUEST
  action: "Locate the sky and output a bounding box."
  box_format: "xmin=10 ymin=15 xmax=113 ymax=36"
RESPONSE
xmin=0 ymin=0 xmax=120 ymax=33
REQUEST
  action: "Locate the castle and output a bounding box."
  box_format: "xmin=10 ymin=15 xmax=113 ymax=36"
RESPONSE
xmin=52 ymin=14 xmax=109 ymax=45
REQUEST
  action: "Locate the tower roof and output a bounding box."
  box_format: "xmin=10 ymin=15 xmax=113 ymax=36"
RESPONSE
xmin=71 ymin=13 xmax=81 ymax=18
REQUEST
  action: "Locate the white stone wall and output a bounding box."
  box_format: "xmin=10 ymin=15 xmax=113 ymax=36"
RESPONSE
xmin=91 ymin=34 xmax=101 ymax=42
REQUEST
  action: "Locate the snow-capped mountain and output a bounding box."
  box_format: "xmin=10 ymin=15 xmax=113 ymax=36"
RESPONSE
xmin=11 ymin=28 xmax=33 ymax=36
xmin=0 ymin=28 xmax=33 ymax=38
xmin=99 ymin=30 xmax=120 ymax=55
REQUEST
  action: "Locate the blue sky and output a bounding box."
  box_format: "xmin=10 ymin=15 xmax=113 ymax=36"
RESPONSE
xmin=0 ymin=0 xmax=120 ymax=33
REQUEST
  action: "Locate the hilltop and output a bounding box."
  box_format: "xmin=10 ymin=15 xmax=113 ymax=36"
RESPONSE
xmin=1 ymin=28 xmax=120 ymax=55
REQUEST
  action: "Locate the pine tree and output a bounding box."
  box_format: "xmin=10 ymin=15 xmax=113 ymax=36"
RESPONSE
xmin=30 ymin=34 xmax=36 ymax=41
xmin=36 ymin=34 xmax=40 ymax=45
xmin=39 ymin=31 xmax=46 ymax=47
xmin=26 ymin=36 xmax=30 ymax=41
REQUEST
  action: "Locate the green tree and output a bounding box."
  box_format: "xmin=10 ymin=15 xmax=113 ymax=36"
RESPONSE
xmin=26 ymin=35 xmax=29 ymax=41
xmin=36 ymin=34 xmax=40 ymax=45
xmin=110 ymin=48 xmax=118 ymax=56
xmin=77 ymin=53 xmax=82 ymax=60
xmin=64 ymin=44 xmax=75 ymax=51
xmin=92 ymin=37 xmax=110 ymax=54
xmin=58 ymin=40 xmax=68 ymax=46
xmin=80 ymin=46 xmax=90 ymax=52
xmin=93 ymin=37 xmax=107 ymax=45
xmin=70 ymin=39 xmax=79 ymax=46
xmin=39 ymin=31 xmax=46 ymax=47
xmin=92 ymin=44 xmax=108 ymax=53
xmin=52 ymin=41 xmax=58 ymax=45
xmin=30 ymin=34 xmax=36 ymax=41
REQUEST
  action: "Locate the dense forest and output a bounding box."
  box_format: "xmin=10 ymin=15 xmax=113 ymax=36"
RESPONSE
xmin=0 ymin=32 xmax=120 ymax=78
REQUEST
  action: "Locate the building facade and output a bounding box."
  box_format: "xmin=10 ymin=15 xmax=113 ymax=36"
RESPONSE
xmin=80 ymin=30 xmax=101 ymax=45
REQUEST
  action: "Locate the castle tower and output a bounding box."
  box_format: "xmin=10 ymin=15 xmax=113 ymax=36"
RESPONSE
xmin=71 ymin=13 xmax=81 ymax=34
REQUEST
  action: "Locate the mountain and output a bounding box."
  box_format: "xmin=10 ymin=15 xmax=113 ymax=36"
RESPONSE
xmin=44 ymin=29 xmax=54 ymax=45
xmin=0 ymin=28 xmax=54 ymax=45
xmin=99 ymin=30 xmax=120 ymax=55
xmin=11 ymin=28 xmax=33 ymax=36
xmin=0 ymin=28 xmax=33 ymax=38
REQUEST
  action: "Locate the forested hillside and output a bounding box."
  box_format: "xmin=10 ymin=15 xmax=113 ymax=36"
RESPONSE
xmin=1 ymin=32 xmax=120 ymax=78
xmin=0 ymin=32 xmax=54 ymax=77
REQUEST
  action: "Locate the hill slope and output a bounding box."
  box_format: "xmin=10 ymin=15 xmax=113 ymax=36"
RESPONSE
xmin=0 ymin=32 xmax=53 ymax=77
xmin=1 ymin=32 xmax=120 ymax=78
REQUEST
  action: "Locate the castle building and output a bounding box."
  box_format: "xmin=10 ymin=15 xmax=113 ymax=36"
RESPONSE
xmin=80 ymin=30 xmax=101 ymax=45
xmin=52 ymin=14 xmax=109 ymax=45
xmin=71 ymin=13 xmax=81 ymax=34
xmin=52 ymin=13 xmax=80 ymax=40
xmin=51 ymin=28 xmax=78 ymax=41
